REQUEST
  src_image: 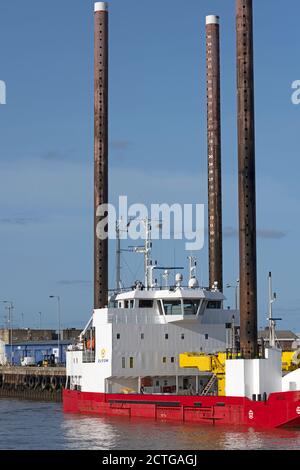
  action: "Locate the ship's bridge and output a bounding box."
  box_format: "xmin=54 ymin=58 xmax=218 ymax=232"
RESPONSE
xmin=109 ymin=286 xmax=226 ymax=323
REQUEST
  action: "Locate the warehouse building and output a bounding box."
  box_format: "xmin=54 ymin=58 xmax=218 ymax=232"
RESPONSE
xmin=258 ymin=329 xmax=299 ymax=352
xmin=0 ymin=328 xmax=81 ymax=344
xmin=4 ymin=340 xmax=74 ymax=366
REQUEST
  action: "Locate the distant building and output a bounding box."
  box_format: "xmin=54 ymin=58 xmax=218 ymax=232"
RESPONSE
xmin=0 ymin=328 xmax=82 ymax=345
xmin=5 ymin=340 xmax=74 ymax=366
xmin=0 ymin=329 xmax=56 ymax=344
xmin=258 ymin=329 xmax=299 ymax=351
xmin=0 ymin=328 xmax=82 ymax=365
xmin=61 ymin=329 xmax=82 ymax=341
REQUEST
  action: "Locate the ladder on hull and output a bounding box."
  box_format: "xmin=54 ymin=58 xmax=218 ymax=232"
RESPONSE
xmin=201 ymin=375 xmax=217 ymax=396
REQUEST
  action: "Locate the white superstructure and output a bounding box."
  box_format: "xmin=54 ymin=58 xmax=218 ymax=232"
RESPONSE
xmin=225 ymin=348 xmax=283 ymax=399
xmin=67 ymin=219 xmax=240 ymax=396
xmin=67 ymin=282 xmax=239 ymax=395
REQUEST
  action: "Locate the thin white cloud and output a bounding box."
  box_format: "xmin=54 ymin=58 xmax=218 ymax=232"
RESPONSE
xmin=223 ymin=226 xmax=287 ymax=240
xmin=57 ymin=280 xmax=92 ymax=286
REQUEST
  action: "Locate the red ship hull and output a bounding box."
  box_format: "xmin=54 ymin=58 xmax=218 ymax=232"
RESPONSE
xmin=63 ymin=389 xmax=300 ymax=428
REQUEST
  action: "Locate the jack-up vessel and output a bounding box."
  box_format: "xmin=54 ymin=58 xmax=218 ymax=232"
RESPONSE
xmin=63 ymin=1 xmax=300 ymax=428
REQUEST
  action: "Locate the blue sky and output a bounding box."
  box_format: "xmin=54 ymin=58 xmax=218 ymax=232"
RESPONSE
xmin=0 ymin=0 xmax=299 ymax=331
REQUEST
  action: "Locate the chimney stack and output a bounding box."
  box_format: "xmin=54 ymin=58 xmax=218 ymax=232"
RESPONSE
xmin=236 ymin=0 xmax=258 ymax=358
xmin=206 ymin=15 xmax=223 ymax=292
xmin=94 ymin=2 xmax=109 ymax=309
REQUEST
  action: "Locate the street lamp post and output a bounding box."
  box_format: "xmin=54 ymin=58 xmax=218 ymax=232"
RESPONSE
xmin=49 ymin=296 xmax=61 ymax=365
xmin=1 ymin=301 xmax=14 ymax=365
xmin=226 ymin=280 xmax=240 ymax=310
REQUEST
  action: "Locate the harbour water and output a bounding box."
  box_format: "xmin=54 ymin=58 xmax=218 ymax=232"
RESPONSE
xmin=0 ymin=399 xmax=300 ymax=450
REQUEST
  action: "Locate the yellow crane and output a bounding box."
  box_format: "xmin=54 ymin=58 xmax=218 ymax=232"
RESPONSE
xmin=179 ymin=349 xmax=300 ymax=396
xmin=179 ymin=352 xmax=228 ymax=396
xmin=282 ymin=350 xmax=300 ymax=372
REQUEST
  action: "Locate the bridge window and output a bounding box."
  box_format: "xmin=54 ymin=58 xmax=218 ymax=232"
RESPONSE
xmin=139 ymin=300 xmax=153 ymax=308
xmin=122 ymin=357 xmax=125 ymax=369
xmin=109 ymin=299 xmax=118 ymax=308
xmin=163 ymin=300 xmax=182 ymax=316
xmin=183 ymin=300 xmax=200 ymax=315
xmin=129 ymin=357 xmax=134 ymax=369
xmin=207 ymin=301 xmax=222 ymax=309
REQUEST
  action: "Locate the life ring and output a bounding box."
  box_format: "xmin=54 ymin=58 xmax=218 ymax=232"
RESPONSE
xmin=41 ymin=376 xmax=49 ymax=391
xmin=87 ymin=338 xmax=95 ymax=350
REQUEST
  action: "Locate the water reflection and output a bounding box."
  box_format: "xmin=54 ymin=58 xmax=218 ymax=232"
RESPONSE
xmin=226 ymin=426 xmax=300 ymax=451
xmin=62 ymin=415 xmax=119 ymax=450
xmin=62 ymin=414 xmax=300 ymax=451
xmin=0 ymin=400 xmax=300 ymax=450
